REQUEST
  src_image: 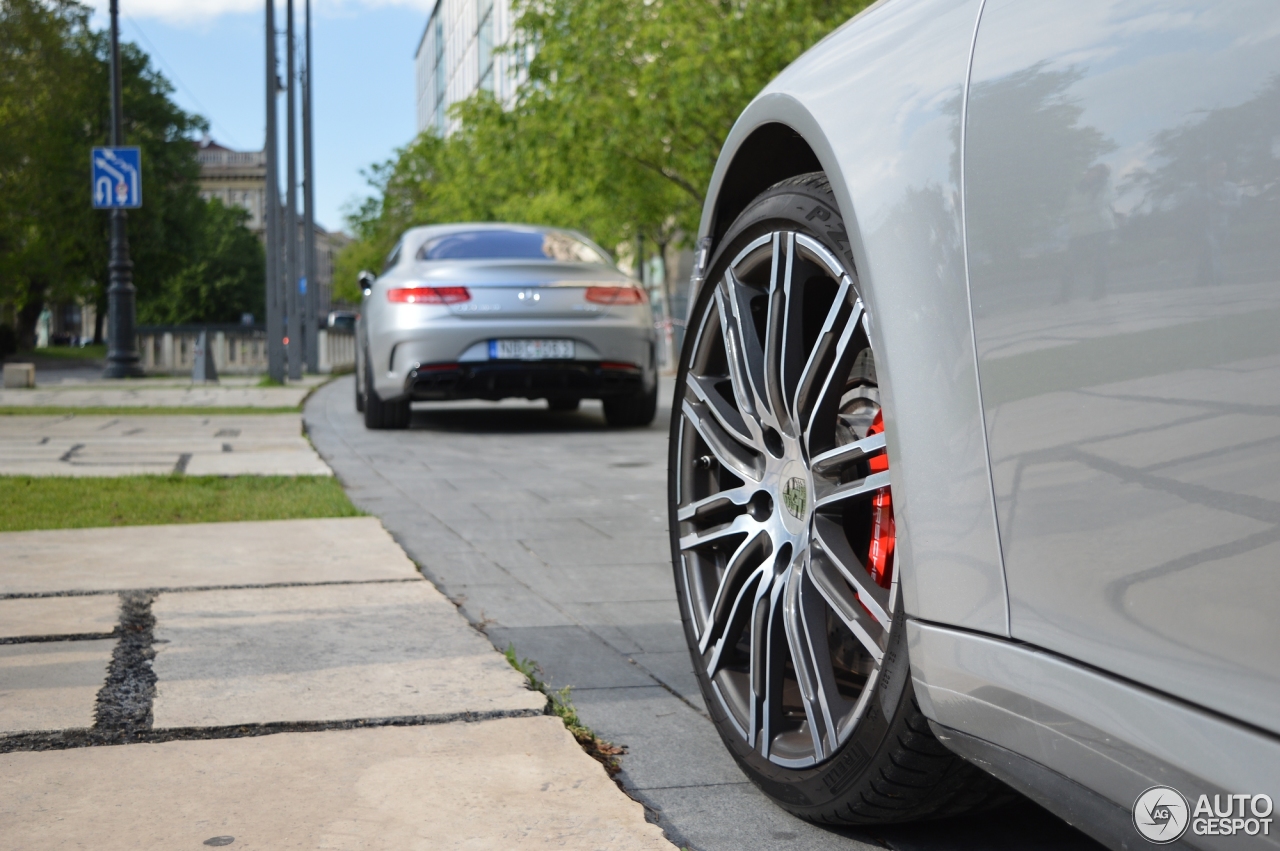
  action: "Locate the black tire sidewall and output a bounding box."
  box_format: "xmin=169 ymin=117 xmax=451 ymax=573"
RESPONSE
xmin=668 ymin=176 xmax=912 ymax=816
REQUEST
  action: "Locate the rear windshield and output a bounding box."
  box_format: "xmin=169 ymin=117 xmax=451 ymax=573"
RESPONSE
xmin=417 ymin=229 xmax=608 ymax=264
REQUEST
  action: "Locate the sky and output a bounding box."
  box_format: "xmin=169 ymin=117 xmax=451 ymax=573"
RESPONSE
xmin=87 ymin=0 xmax=436 ymax=234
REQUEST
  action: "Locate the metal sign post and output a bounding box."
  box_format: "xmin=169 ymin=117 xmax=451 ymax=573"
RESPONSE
xmin=100 ymin=0 xmax=143 ymax=378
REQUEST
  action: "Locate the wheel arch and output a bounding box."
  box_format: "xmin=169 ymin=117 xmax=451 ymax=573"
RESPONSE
xmin=699 ymin=95 xmax=867 ymax=286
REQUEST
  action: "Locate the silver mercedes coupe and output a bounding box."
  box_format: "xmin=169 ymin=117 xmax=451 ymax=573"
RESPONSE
xmin=354 ymin=223 xmax=658 ymax=429
xmin=669 ymin=0 xmax=1280 ymax=847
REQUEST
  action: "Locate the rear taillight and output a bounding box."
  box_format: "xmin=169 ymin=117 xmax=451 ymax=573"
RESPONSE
xmin=387 ymin=286 xmax=470 ymax=304
xmin=585 ymin=286 xmax=645 ymax=305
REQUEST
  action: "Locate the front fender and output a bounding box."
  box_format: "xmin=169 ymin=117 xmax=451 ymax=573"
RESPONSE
xmin=693 ymin=0 xmax=1008 ymax=638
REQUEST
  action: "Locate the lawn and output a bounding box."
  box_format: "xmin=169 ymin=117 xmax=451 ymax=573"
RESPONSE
xmin=0 ymin=475 xmax=362 ymax=532
xmin=11 ymin=345 xmax=106 ymax=361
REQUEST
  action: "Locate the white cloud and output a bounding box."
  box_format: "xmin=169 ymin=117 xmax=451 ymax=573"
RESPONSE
xmin=88 ymin=0 xmax=436 ymax=27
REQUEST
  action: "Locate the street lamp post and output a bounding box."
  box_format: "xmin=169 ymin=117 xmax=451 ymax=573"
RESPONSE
xmin=285 ymin=0 xmax=301 ymax=381
xmin=265 ymin=0 xmax=284 ymax=382
xmin=302 ymin=0 xmax=319 ymax=373
xmin=103 ymin=0 xmax=143 ymax=379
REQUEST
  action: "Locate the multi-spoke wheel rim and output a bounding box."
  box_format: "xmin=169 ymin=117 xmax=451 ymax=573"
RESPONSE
xmin=675 ymin=231 xmax=897 ymax=769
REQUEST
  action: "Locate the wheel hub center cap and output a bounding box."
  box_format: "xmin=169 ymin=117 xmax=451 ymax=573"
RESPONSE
xmin=776 ymin=458 xmax=811 ymax=535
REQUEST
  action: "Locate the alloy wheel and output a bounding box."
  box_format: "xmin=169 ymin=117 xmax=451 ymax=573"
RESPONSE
xmin=674 ymin=230 xmax=896 ymax=768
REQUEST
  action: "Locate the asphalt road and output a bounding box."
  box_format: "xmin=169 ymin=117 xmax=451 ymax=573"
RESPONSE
xmin=306 ymin=376 xmax=1105 ymax=851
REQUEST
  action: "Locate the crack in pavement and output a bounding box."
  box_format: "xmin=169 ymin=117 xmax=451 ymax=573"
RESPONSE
xmin=0 ymin=631 xmax=119 ymax=645
xmin=0 ymin=708 xmax=545 ymax=754
xmin=92 ymin=591 xmax=157 ymax=741
xmin=0 ymin=577 xmax=423 ymax=601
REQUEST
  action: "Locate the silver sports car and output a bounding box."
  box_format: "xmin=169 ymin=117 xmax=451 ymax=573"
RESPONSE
xmin=670 ymin=0 xmax=1280 ymax=847
xmin=355 ymin=223 xmax=658 ymax=429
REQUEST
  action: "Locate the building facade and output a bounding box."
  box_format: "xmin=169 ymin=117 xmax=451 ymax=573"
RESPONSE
xmin=195 ymin=139 xmax=268 ymax=235
xmin=195 ymin=138 xmax=351 ymax=316
xmin=415 ymin=0 xmax=527 ymax=136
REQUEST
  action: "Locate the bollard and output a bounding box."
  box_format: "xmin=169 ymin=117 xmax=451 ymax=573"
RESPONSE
xmin=192 ymin=330 xmax=219 ymax=384
xmin=3 ymin=363 xmax=35 ymax=388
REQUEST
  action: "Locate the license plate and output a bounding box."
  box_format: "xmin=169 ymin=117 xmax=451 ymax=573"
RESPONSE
xmin=489 ymin=339 xmax=575 ymax=360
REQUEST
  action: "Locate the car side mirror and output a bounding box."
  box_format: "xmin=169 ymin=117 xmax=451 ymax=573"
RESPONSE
xmin=358 ymin=270 xmax=375 ymax=296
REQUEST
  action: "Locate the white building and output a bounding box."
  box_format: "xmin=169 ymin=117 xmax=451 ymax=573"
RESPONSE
xmin=415 ymin=0 xmax=526 ymax=136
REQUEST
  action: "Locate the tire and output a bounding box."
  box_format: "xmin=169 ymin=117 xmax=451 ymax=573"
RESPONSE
xmin=668 ymin=172 xmax=1011 ymax=824
xmin=363 ymin=361 xmax=409 ymax=430
xmin=547 ymin=398 xmax=581 ymax=412
xmin=603 ymin=381 xmax=658 ymax=427
xmin=355 ymin=369 xmax=365 ymax=413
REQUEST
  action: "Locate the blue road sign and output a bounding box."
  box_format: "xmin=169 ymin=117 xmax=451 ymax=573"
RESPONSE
xmin=91 ymin=147 xmax=142 ymax=209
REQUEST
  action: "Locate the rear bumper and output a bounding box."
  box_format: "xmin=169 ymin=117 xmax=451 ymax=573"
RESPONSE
xmin=405 ymin=360 xmax=650 ymax=401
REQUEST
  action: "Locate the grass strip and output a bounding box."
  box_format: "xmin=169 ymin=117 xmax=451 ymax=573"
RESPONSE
xmin=10 ymin=345 xmax=106 ymax=361
xmin=0 ymin=406 xmax=300 ymax=416
xmin=505 ymin=645 xmax=625 ymax=775
xmin=0 ymin=475 xmax=361 ymax=532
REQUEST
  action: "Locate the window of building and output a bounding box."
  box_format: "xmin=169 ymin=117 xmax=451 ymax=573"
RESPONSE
xmin=477 ymin=0 xmax=495 ymax=93
xmin=433 ymin=14 xmax=446 ymax=135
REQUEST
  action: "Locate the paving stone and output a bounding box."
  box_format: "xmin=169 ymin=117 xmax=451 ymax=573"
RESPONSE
xmin=453 ymin=583 xmax=575 ymax=629
xmin=641 ymin=781 xmax=880 ymax=851
xmin=487 ymin=626 xmax=655 ymax=691
xmin=561 ymin=600 xmax=687 ymax=653
xmin=151 ymin=582 xmax=542 ymax=728
xmin=0 ymin=414 xmax=328 ymax=477
xmin=0 ymin=381 xmax=312 ymax=409
xmin=572 ymin=687 xmax=745 ymax=790
xmin=522 ymin=535 xmax=672 ymax=566
xmin=0 ymin=641 xmax=114 ymax=733
xmin=0 ymin=718 xmax=675 ymax=850
xmin=629 ymin=650 xmax=705 ymax=710
xmin=0 ymin=517 xmax=417 ymax=595
xmin=0 ymin=596 xmax=119 ymax=639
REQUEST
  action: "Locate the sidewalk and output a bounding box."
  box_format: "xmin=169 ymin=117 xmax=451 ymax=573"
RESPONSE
xmin=0 ymin=518 xmax=672 ymax=849
xmin=0 ymin=374 xmax=321 ymax=409
xmin=0 ymin=413 xmax=330 ymax=476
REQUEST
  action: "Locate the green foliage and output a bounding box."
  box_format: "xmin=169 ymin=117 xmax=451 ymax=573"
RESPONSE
xmin=0 ymin=0 xmax=264 ymax=341
xmin=504 ymin=644 xmax=625 ymax=774
xmin=335 ymin=0 xmax=870 ymax=302
xmin=139 ymin=199 xmax=265 ymax=325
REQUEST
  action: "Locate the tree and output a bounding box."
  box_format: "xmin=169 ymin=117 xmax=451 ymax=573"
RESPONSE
xmin=0 ymin=0 xmax=263 ymax=345
xmin=139 ymin=199 xmax=264 ymax=325
xmin=335 ymin=0 xmax=869 ymax=302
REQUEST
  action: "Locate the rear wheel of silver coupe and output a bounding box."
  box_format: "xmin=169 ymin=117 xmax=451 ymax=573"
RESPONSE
xmin=669 ymin=173 xmax=1009 ymax=824
xmin=363 ymin=360 xmax=409 ymax=430
xmin=603 ymin=381 xmax=658 ymax=428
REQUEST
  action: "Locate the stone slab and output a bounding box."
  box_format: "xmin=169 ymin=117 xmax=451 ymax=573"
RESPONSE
xmin=0 ymin=718 xmax=674 ymax=851
xmin=0 ymin=517 xmax=417 ymax=595
xmin=0 ymin=596 xmax=119 ymax=639
xmin=0 ymin=384 xmax=311 ymax=408
xmin=151 ymin=582 xmax=542 ymax=727
xmin=0 ymin=414 xmax=330 ymax=476
xmin=0 ymin=641 xmax=114 ymax=733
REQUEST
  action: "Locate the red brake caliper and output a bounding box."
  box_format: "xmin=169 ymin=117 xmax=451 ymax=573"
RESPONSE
xmin=866 ymin=411 xmax=895 ymax=589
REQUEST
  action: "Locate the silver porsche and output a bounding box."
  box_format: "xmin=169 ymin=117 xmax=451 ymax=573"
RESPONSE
xmin=354 ymin=223 xmax=658 ymax=429
xmin=670 ymin=0 xmax=1280 ymax=846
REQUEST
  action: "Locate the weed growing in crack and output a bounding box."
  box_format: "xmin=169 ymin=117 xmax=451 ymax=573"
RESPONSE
xmin=504 ymin=644 xmax=625 ymax=775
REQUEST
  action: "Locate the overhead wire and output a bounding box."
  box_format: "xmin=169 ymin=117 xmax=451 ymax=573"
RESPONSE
xmin=122 ymin=13 xmax=245 ymax=150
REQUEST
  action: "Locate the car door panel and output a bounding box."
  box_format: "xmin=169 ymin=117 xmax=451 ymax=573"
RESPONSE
xmin=965 ymin=0 xmax=1280 ymax=732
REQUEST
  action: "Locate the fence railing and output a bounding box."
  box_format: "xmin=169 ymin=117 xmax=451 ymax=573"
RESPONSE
xmin=136 ymin=326 xmax=354 ymax=375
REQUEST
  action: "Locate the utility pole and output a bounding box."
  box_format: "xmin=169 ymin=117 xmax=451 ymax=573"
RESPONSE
xmin=285 ymin=0 xmax=301 ymax=380
xmin=302 ymin=0 xmax=319 ymax=373
xmin=264 ymin=0 xmax=284 ymax=382
xmin=103 ymin=0 xmax=143 ymax=378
